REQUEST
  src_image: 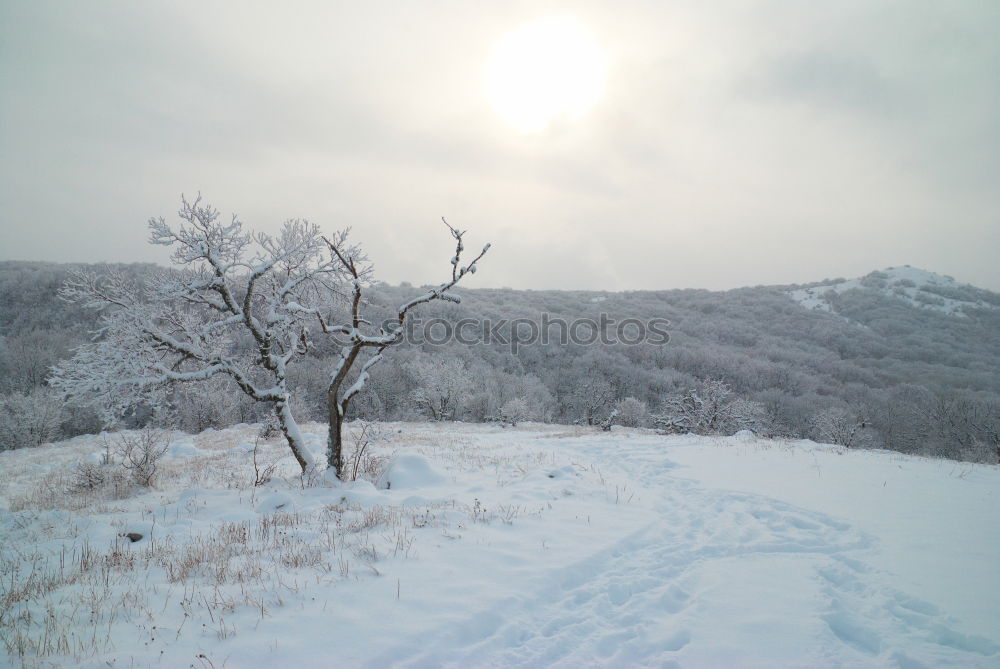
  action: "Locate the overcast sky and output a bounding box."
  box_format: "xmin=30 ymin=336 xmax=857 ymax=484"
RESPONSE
xmin=2 ymin=1 xmax=998 ymax=291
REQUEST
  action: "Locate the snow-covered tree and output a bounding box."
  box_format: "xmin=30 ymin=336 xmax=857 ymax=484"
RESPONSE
xmin=652 ymin=378 xmax=767 ymax=436
xmin=613 ymin=397 xmax=649 ymax=427
xmin=51 ymin=196 xmax=488 ymax=477
xmin=406 ymin=355 xmax=473 ymax=421
xmin=654 ymin=378 xmax=733 ymax=434
xmin=569 ymin=376 xmax=615 ymax=426
xmin=497 ymin=397 xmax=532 ymax=426
xmin=926 ymin=393 xmax=1000 ymax=461
xmin=811 ymin=406 xmax=874 ymax=448
xmin=51 ymin=196 xmax=345 ymax=471
xmin=323 ymin=224 xmax=488 ymax=475
xmin=0 ymin=387 xmax=65 ymax=450
xmin=716 ymin=397 xmax=770 ymax=436
xmin=466 ymin=366 xmax=554 ymax=424
xmin=0 ymin=330 xmax=73 ymax=393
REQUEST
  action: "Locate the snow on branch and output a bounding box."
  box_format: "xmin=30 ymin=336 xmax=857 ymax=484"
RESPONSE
xmin=52 ymin=195 xmax=346 ymax=472
xmin=321 ymin=220 xmax=489 ymax=477
xmin=53 ymin=195 xmax=488 ymax=478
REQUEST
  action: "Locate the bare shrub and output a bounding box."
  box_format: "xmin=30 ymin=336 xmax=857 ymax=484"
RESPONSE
xmin=69 ymin=462 xmax=107 ymax=492
xmin=346 ymin=421 xmax=388 ymax=482
xmin=111 ymin=428 xmax=169 ymax=487
xmin=252 ymin=438 xmax=278 ymax=487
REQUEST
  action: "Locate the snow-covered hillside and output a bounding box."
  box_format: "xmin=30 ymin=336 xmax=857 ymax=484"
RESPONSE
xmin=1 ymin=423 xmax=998 ymax=668
xmin=788 ymin=266 xmax=1000 ymax=317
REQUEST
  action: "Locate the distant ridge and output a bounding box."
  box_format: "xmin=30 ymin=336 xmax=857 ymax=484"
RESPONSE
xmin=787 ymin=266 xmax=1000 ymax=318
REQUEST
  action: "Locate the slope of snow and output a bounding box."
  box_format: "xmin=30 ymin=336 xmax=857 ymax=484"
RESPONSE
xmin=788 ymin=266 xmax=997 ymax=317
xmin=1 ymin=423 xmax=998 ymax=668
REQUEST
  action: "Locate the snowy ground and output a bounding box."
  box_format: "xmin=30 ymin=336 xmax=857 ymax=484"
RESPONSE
xmin=1 ymin=422 xmax=998 ymax=668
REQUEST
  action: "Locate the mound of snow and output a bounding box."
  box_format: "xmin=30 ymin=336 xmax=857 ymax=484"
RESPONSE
xmin=337 ymin=479 xmax=388 ymax=507
xmin=83 ymin=451 xmax=109 ymax=465
xmin=376 ymin=454 xmax=447 ymax=490
xmin=545 ymin=465 xmax=580 ymax=480
xmin=167 ymin=439 xmax=206 ymax=457
xmin=227 ymin=442 xmax=256 ymax=455
xmin=255 ymin=491 xmax=295 ymax=514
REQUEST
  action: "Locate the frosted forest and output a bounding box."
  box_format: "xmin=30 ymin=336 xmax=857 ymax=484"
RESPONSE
xmin=2 ymin=223 xmax=997 ymax=464
xmin=2 ymin=2 xmax=999 ymax=666
xmin=1 ymin=201 xmax=999 ymax=668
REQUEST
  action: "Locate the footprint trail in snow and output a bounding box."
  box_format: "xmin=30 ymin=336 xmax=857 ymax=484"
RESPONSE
xmin=380 ymin=437 xmax=999 ymax=668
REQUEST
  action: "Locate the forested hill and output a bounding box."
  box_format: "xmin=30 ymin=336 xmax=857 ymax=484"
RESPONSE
xmin=1 ymin=261 xmax=998 ymax=461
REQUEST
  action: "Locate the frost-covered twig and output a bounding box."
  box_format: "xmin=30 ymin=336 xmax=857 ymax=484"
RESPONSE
xmin=321 ymin=222 xmax=488 ymax=477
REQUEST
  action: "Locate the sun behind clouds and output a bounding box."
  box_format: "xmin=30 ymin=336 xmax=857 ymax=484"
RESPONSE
xmin=486 ymin=17 xmax=607 ymax=133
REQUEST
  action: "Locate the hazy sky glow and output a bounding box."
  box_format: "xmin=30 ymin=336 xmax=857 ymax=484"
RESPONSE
xmin=486 ymin=17 xmax=607 ymax=133
xmin=2 ymin=1 xmax=998 ymax=291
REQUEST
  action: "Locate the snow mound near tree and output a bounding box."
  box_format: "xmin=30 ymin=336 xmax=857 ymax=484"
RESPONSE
xmin=227 ymin=442 xmax=256 ymax=455
xmin=255 ymin=491 xmax=296 ymax=514
xmin=338 ymin=479 xmax=387 ymax=507
xmin=376 ymin=454 xmax=447 ymax=489
xmin=166 ymin=438 xmax=206 ymax=457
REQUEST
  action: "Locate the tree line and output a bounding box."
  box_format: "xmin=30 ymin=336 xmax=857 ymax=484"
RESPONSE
xmin=1 ymin=216 xmax=998 ymax=464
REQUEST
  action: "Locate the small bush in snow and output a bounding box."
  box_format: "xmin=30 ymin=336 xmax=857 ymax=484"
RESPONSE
xmin=69 ymin=462 xmax=107 ymax=491
xmin=346 ymin=421 xmax=389 ymax=482
xmin=251 ymin=438 xmax=279 ymax=487
xmin=614 ymin=397 xmax=649 ymax=427
xmin=498 ymin=397 xmax=532 ymax=426
xmin=110 ymin=428 xmax=169 ymax=487
xmin=67 ymin=461 xmax=131 ymax=498
xmin=810 ymin=407 xmax=875 ymax=449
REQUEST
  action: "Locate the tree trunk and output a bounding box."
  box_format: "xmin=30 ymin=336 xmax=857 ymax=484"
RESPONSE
xmin=275 ymin=400 xmax=311 ymax=473
xmin=327 ymin=391 xmax=344 ymax=478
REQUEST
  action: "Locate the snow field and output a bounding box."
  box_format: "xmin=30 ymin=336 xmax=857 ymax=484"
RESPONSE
xmin=0 ymin=423 xmax=998 ymax=668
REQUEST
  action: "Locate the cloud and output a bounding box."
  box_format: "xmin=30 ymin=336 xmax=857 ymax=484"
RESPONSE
xmin=1 ymin=1 xmax=997 ymax=291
